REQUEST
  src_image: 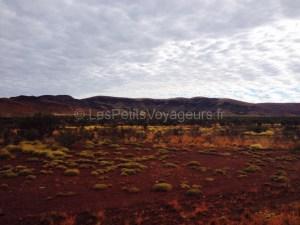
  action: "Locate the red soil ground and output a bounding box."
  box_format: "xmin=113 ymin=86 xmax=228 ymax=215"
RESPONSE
xmin=1 ymin=144 xmax=300 ymax=225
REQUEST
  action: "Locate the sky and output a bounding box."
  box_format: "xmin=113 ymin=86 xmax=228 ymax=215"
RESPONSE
xmin=0 ymin=0 xmax=300 ymax=103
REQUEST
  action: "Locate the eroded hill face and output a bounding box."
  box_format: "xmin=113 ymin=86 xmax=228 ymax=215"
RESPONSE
xmin=0 ymin=95 xmax=300 ymax=117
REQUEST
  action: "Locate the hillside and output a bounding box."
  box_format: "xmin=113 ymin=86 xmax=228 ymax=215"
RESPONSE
xmin=0 ymin=95 xmax=300 ymax=117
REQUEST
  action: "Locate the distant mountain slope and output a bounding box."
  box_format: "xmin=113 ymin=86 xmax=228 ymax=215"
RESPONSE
xmin=0 ymin=95 xmax=299 ymax=117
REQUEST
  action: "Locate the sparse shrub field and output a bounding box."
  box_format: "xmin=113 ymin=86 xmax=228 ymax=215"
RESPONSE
xmin=0 ymin=120 xmax=300 ymax=225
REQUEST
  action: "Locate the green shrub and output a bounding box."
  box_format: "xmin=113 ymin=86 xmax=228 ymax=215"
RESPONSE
xmin=249 ymin=144 xmax=264 ymax=150
xmin=186 ymin=188 xmax=202 ymax=197
xmin=205 ymin=177 xmax=215 ymax=182
xmin=7 ymin=141 xmax=68 ymax=159
xmin=56 ymin=165 xmax=67 ymax=170
xmin=19 ymin=128 xmax=41 ymax=141
xmin=290 ymin=146 xmax=300 ymax=154
xmin=121 ymin=168 xmax=138 ymax=176
xmin=186 ymin=161 xmax=201 ymax=167
xmin=56 ymin=191 xmax=77 ymax=197
xmin=271 ymin=175 xmax=289 ymax=183
xmin=18 ymin=168 xmax=33 ymax=176
xmin=0 ymin=148 xmax=13 ymax=159
xmin=242 ymin=164 xmax=261 ymax=173
xmin=271 ymin=171 xmax=289 ymax=183
xmin=118 ymin=162 xmax=147 ymax=176
xmin=98 ymin=160 xmax=115 ymax=166
xmin=163 ymin=162 xmax=178 ymax=168
xmin=158 ymin=149 xmax=169 ymax=155
xmin=84 ymin=140 xmax=95 ymax=149
xmin=55 ymin=131 xmax=78 ymax=148
xmin=2 ymin=170 xmax=18 ymax=178
xmin=64 ymin=168 xmax=80 ymax=176
xmin=92 ymin=183 xmax=110 ymax=190
xmin=26 ymin=175 xmax=37 ymax=180
xmin=152 ymin=182 xmax=173 ymax=192
xmin=122 ymin=186 xmax=140 ymax=193
xmin=78 ymin=150 xmax=95 ymax=158
xmin=91 ymin=171 xmax=99 ymax=176
xmin=40 ymin=170 xmax=53 ymax=175
xmin=17 ymin=114 xmax=58 ymax=137
xmin=186 ymin=161 xmax=207 ymax=171
xmin=244 ymin=130 xmax=274 ymax=136
xmin=180 ymin=182 xmax=190 ymax=189
xmin=214 ymin=168 xmax=227 ymax=175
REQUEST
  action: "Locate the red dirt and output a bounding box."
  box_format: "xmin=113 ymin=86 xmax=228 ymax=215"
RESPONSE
xmin=1 ymin=145 xmax=300 ymax=225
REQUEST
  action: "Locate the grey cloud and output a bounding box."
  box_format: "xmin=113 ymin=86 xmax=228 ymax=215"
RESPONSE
xmin=0 ymin=0 xmax=299 ymax=102
xmin=280 ymin=0 xmax=300 ymax=18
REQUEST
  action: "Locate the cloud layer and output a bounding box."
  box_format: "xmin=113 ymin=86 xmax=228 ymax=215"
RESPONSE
xmin=0 ymin=0 xmax=299 ymax=102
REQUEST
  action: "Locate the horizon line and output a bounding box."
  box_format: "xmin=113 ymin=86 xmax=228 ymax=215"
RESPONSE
xmin=1 ymin=94 xmax=300 ymax=105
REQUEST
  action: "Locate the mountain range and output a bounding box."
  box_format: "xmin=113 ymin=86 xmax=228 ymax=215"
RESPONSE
xmin=0 ymin=95 xmax=300 ymax=117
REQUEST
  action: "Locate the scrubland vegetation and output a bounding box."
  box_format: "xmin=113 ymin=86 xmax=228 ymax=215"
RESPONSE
xmin=0 ymin=115 xmax=300 ymax=224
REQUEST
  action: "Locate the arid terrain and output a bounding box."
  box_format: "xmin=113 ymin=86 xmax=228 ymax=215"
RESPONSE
xmin=1 ymin=120 xmax=300 ymax=225
xmin=1 ymin=95 xmax=300 ymax=117
xmin=2 ymin=0 xmax=300 ymax=223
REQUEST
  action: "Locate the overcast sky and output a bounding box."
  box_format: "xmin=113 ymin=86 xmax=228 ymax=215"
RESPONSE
xmin=0 ymin=0 xmax=300 ymax=102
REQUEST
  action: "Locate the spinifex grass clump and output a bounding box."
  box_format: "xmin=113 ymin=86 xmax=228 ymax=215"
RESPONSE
xmin=163 ymin=162 xmax=178 ymax=168
xmin=4 ymin=141 xmax=69 ymax=160
xmin=152 ymin=182 xmax=173 ymax=192
xmin=186 ymin=161 xmax=208 ymax=172
xmin=92 ymin=183 xmax=111 ymax=190
xmin=185 ymin=188 xmax=202 ymax=197
xmin=0 ymin=150 xmax=13 ymax=160
xmin=122 ymin=186 xmax=140 ymax=193
xmin=271 ymin=170 xmax=289 ymax=183
xmin=118 ymin=161 xmax=147 ymax=176
xmin=186 ymin=161 xmax=201 ymax=167
xmin=0 ymin=165 xmax=35 ymax=178
xmin=241 ymin=163 xmax=261 ymax=173
xmin=249 ymin=144 xmax=264 ymax=150
xmin=63 ymin=168 xmax=80 ymax=176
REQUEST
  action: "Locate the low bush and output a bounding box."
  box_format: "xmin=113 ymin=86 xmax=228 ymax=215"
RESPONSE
xmin=91 ymin=171 xmax=99 ymax=176
xmin=152 ymin=182 xmax=173 ymax=192
xmin=78 ymin=150 xmax=95 ymax=158
xmin=290 ymin=145 xmax=300 ymax=154
xmin=40 ymin=169 xmax=53 ymax=175
xmin=18 ymin=168 xmax=34 ymax=176
xmin=180 ymin=182 xmax=190 ymax=189
xmin=1 ymin=170 xmax=18 ymax=178
xmin=56 ymin=191 xmax=77 ymax=197
xmin=55 ymin=131 xmax=78 ymax=148
xmin=205 ymin=177 xmax=215 ymax=182
xmin=118 ymin=161 xmax=147 ymax=176
xmin=249 ymin=144 xmax=264 ymax=150
xmin=186 ymin=161 xmax=201 ymax=167
xmin=63 ymin=168 xmax=80 ymax=176
xmin=122 ymin=186 xmax=140 ymax=193
xmin=242 ymin=164 xmax=261 ymax=173
xmin=92 ymin=183 xmax=111 ymax=190
xmin=163 ymin=162 xmax=178 ymax=168
xmin=26 ymin=175 xmax=37 ymax=180
xmin=244 ymin=130 xmax=274 ymax=136
xmin=6 ymin=141 xmax=69 ymax=159
xmin=214 ymin=168 xmax=227 ymax=175
xmin=98 ymin=160 xmax=115 ymax=166
xmin=0 ymin=148 xmax=13 ymax=159
xmin=271 ymin=170 xmax=289 ymax=183
xmin=185 ymin=188 xmax=202 ymax=197
xmin=120 ymin=168 xmax=138 ymax=176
